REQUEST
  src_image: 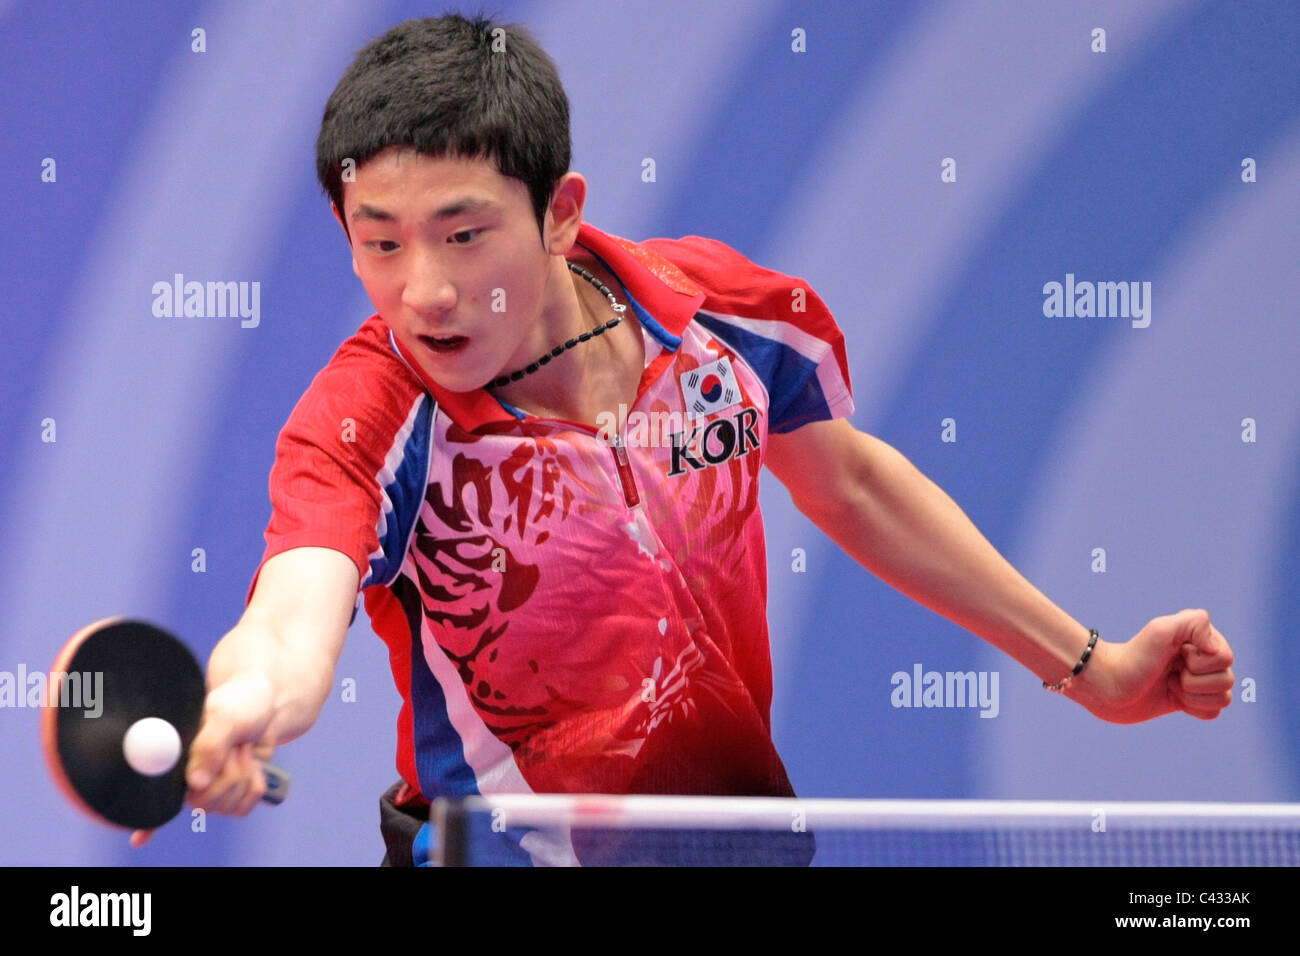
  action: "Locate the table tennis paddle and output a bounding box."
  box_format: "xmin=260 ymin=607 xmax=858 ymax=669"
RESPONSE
xmin=41 ymin=617 xmax=289 ymax=831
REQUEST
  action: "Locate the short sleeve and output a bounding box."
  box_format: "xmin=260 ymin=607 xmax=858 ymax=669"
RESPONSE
xmin=245 ymin=319 xmax=433 ymax=606
xmin=641 ymin=235 xmax=854 ymax=434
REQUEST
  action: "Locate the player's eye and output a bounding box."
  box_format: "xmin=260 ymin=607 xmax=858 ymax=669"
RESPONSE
xmin=449 ymin=229 xmax=481 ymax=245
xmin=365 ymin=240 xmax=399 ymax=253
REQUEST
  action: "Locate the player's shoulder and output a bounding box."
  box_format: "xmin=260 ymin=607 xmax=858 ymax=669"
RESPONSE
xmin=313 ymin=313 xmax=411 ymax=373
xmin=282 ymin=314 xmax=429 ymax=438
xmin=636 ymin=233 xmax=832 ymax=325
xmin=638 ymin=234 xmax=792 ymax=291
xmin=300 ymin=314 xmax=421 ymax=394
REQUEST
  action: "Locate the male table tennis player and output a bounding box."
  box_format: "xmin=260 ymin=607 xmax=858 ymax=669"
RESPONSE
xmin=131 ymin=14 xmax=1235 ymax=864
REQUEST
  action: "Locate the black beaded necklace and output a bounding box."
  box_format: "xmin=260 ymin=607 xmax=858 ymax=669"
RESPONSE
xmin=488 ymin=261 xmax=625 ymax=389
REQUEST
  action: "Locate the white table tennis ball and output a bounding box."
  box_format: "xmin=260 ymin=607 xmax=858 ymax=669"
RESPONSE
xmin=122 ymin=717 xmax=183 ymax=776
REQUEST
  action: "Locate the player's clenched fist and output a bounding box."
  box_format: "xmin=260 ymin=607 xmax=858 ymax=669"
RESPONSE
xmin=1066 ymin=608 xmax=1235 ymax=724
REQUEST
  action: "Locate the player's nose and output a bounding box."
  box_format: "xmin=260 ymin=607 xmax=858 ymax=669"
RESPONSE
xmin=401 ymin=250 xmax=458 ymax=316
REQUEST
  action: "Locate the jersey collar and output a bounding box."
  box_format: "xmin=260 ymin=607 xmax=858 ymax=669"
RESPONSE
xmin=390 ymin=221 xmax=706 ymax=432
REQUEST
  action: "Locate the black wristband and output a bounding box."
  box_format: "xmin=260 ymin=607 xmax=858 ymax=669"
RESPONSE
xmin=1043 ymin=628 xmax=1099 ymax=692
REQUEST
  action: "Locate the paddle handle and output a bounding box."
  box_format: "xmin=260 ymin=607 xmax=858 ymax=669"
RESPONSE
xmin=260 ymin=762 xmax=290 ymax=804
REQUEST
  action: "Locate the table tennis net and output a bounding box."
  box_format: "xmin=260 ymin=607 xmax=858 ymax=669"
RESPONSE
xmin=427 ymin=795 xmax=1300 ymax=866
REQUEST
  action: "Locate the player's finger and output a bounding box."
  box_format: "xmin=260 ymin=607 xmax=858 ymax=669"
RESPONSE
xmin=1178 ymin=667 xmax=1235 ymax=694
xmin=1180 ymin=642 xmax=1234 ymax=678
xmin=200 ymin=773 xmax=250 ymax=816
xmin=1177 ymin=612 xmax=1234 ymax=672
xmin=1167 ymin=671 xmax=1231 ymax=718
xmin=190 ymin=743 xmax=253 ymax=814
xmin=130 ymin=829 xmax=155 ymax=849
xmin=1179 ymin=689 xmax=1233 ymax=710
xmin=232 ymin=746 xmax=268 ymax=816
xmin=187 ymin=718 xmax=239 ymax=792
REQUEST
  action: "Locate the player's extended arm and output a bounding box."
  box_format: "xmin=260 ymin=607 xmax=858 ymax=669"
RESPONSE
xmin=209 ymin=545 xmax=358 ymax=738
xmin=145 ymin=548 xmax=356 ymax=841
xmin=763 ymin=418 xmax=1234 ymax=724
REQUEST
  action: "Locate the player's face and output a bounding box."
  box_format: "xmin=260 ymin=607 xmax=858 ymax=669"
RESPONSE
xmin=339 ymin=148 xmax=556 ymax=393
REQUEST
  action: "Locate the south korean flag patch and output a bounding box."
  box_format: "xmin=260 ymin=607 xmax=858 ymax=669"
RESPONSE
xmin=680 ymin=356 xmax=741 ymax=421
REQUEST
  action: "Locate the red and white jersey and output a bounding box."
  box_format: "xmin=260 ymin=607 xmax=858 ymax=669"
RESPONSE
xmin=249 ymin=221 xmax=854 ymax=849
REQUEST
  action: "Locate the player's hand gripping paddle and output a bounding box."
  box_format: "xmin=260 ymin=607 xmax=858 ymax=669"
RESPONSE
xmin=41 ymin=618 xmax=289 ymax=831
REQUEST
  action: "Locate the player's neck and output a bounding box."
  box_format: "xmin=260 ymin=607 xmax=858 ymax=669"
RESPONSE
xmin=493 ymin=255 xmax=643 ymax=427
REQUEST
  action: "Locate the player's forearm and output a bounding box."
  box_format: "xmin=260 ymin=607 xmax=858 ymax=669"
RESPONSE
xmin=205 ymin=618 xmax=335 ymax=744
xmin=810 ymin=437 xmax=1094 ymax=684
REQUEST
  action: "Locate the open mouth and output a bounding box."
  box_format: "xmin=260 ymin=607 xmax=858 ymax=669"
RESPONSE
xmin=421 ymin=334 xmax=469 ymax=354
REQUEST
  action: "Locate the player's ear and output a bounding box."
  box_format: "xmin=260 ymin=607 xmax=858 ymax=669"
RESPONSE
xmin=544 ymin=173 xmax=586 ymax=255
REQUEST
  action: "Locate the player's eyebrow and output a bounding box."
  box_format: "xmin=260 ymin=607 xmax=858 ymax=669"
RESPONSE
xmin=350 ymin=197 xmax=498 ymax=225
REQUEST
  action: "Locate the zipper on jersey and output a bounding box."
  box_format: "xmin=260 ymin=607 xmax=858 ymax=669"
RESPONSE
xmin=608 ymin=432 xmax=641 ymax=509
xmin=510 ymin=330 xmax=671 ymax=512
xmin=519 ymin=412 xmax=643 ymax=511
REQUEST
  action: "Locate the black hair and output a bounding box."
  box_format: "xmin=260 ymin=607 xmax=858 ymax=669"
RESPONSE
xmin=315 ymin=11 xmax=571 ymax=241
